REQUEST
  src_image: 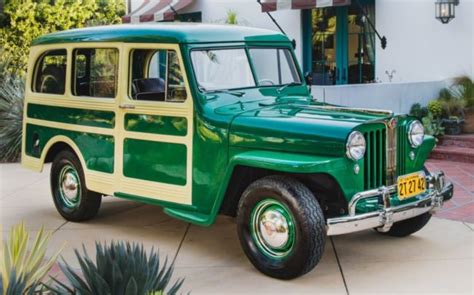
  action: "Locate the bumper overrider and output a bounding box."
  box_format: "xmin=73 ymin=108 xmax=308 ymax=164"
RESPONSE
xmin=326 ymin=171 xmax=454 ymax=236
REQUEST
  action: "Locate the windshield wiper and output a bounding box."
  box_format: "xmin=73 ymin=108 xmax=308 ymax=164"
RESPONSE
xmin=277 ymin=82 xmax=302 ymax=93
xmin=199 ymin=86 xmax=245 ymax=97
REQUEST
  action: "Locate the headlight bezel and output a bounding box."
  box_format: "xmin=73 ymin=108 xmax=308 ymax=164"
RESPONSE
xmin=408 ymin=120 xmax=425 ymax=148
xmin=346 ymin=131 xmax=366 ymax=161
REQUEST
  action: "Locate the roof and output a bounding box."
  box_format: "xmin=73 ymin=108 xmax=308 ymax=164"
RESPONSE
xmin=31 ymin=23 xmax=290 ymax=46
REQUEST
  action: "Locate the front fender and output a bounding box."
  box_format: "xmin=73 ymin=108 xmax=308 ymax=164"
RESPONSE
xmin=228 ymin=150 xmax=347 ymax=174
xmin=201 ymin=149 xmax=357 ymax=225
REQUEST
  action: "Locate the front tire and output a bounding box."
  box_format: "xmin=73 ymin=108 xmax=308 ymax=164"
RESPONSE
xmin=236 ymin=176 xmax=326 ymax=279
xmin=51 ymin=149 xmax=101 ymax=222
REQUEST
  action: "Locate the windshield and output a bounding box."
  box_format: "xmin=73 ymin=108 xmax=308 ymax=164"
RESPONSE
xmin=191 ymin=47 xmax=301 ymax=92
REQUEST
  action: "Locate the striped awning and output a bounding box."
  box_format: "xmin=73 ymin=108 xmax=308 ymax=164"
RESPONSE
xmin=260 ymin=0 xmax=351 ymax=12
xmin=122 ymin=0 xmax=193 ymax=23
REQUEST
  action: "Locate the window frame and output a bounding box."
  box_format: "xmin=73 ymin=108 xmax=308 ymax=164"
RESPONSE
xmin=127 ymin=48 xmax=188 ymax=103
xmin=189 ymin=44 xmax=303 ymax=94
xmin=71 ymin=47 xmax=120 ymax=100
xmin=31 ymin=48 xmax=68 ymax=96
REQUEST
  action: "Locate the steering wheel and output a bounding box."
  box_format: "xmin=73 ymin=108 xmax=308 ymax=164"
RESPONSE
xmin=258 ymin=79 xmax=275 ymax=86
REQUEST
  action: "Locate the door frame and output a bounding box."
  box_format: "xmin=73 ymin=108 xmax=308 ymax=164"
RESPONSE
xmin=116 ymin=43 xmax=194 ymax=205
xmin=302 ymin=0 xmax=375 ymax=85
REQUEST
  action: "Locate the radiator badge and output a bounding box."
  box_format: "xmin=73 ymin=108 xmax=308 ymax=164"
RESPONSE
xmin=388 ymin=118 xmax=398 ymax=129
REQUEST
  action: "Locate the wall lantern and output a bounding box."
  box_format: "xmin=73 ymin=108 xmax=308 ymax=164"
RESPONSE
xmin=435 ymin=0 xmax=459 ymax=24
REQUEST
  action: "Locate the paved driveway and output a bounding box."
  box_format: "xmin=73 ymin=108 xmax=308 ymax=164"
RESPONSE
xmin=1 ymin=163 xmax=473 ymax=294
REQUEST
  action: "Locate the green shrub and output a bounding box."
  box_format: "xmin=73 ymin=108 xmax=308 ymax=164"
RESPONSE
xmin=422 ymin=112 xmax=445 ymax=141
xmin=226 ymin=10 xmax=238 ymax=24
xmin=409 ymin=103 xmax=428 ymax=120
xmin=0 ymin=223 xmax=63 ymax=294
xmin=427 ymin=100 xmax=443 ymax=118
xmin=49 ymin=241 xmax=184 ymax=295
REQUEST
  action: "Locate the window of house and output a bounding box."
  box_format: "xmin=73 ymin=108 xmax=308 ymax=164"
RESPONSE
xmin=33 ymin=49 xmax=67 ymax=94
xmin=72 ymin=48 xmax=119 ymax=98
xmin=130 ymin=49 xmax=187 ymax=102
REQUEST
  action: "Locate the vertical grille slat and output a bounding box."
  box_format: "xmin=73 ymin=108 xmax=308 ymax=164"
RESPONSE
xmin=371 ymin=131 xmax=376 ymax=187
xmin=363 ymin=125 xmax=386 ymax=190
xmin=397 ymin=124 xmax=407 ymax=176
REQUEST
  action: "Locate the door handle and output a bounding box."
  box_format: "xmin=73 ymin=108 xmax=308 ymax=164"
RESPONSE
xmin=119 ymin=104 xmax=135 ymax=110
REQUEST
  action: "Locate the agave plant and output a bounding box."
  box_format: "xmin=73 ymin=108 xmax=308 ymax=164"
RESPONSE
xmin=0 ymin=223 xmax=62 ymax=294
xmin=0 ymin=67 xmax=25 ymax=162
xmin=49 ymin=241 xmax=184 ymax=295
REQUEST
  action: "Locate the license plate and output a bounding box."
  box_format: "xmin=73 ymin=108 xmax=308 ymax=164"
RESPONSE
xmin=397 ymin=172 xmax=426 ymax=200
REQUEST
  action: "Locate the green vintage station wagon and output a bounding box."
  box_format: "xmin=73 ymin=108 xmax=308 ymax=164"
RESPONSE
xmin=22 ymin=23 xmax=453 ymax=279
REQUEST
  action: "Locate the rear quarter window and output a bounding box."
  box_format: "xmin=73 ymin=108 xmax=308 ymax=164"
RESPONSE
xmin=33 ymin=49 xmax=67 ymax=95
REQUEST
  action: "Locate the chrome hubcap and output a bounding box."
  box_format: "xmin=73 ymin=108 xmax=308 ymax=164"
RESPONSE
xmin=59 ymin=165 xmax=80 ymax=208
xmin=250 ymin=199 xmax=295 ymax=259
xmin=258 ymin=209 xmax=289 ymax=249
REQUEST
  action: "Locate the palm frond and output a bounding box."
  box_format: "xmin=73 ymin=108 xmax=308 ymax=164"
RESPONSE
xmin=0 ymin=223 xmax=62 ymax=294
xmin=0 ymin=65 xmax=25 ymax=163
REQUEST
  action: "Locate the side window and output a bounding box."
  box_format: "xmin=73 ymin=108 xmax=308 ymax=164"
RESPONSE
xmin=72 ymin=48 xmax=118 ymax=98
xmin=130 ymin=49 xmax=187 ymax=103
xmin=33 ymin=49 xmax=67 ymax=94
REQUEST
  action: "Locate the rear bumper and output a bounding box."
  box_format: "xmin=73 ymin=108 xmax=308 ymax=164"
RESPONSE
xmin=326 ymin=171 xmax=453 ymax=236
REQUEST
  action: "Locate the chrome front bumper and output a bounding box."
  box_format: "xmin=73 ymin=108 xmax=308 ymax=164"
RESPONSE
xmin=326 ymin=171 xmax=454 ymax=236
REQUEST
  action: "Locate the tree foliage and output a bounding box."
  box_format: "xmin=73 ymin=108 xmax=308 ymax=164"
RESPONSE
xmin=0 ymin=0 xmax=125 ymax=75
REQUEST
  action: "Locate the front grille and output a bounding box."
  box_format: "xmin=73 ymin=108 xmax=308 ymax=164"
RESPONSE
xmin=363 ymin=124 xmax=386 ymax=190
xmin=397 ymin=124 xmax=408 ymax=176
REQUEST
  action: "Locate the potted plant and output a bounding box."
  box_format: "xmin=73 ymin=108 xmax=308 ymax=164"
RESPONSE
xmin=442 ymin=116 xmax=465 ymax=135
xmin=436 ymin=87 xmax=467 ymax=135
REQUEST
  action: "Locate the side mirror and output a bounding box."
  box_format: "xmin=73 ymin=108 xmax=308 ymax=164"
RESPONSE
xmin=304 ymin=72 xmax=313 ymax=93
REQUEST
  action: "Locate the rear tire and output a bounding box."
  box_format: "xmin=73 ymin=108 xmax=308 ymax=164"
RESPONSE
xmin=51 ymin=149 xmax=101 ymax=222
xmin=236 ymin=176 xmax=326 ymax=279
xmin=379 ymin=212 xmax=432 ymax=237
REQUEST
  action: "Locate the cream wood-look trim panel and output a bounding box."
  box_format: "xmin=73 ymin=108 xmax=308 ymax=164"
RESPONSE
xmin=22 ymin=43 xmax=123 ymax=196
xmin=22 ymin=42 xmax=195 ymax=205
xmin=116 ymin=43 xmax=194 ymax=205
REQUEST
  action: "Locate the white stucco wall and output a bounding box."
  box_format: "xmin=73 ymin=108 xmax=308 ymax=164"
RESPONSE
xmin=375 ymin=0 xmax=473 ymax=83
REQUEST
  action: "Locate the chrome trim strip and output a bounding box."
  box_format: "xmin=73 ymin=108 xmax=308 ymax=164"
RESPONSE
xmin=326 ymin=171 xmax=452 ymax=236
xmin=385 ymin=119 xmax=397 ymax=185
xmin=309 ymin=105 xmax=394 ymax=116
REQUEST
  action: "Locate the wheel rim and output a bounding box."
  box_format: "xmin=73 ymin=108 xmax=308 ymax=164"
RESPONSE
xmin=58 ymin=164 xmax=81 ymax=209
xmin=250 ymin=199 xmax=296 ymax=259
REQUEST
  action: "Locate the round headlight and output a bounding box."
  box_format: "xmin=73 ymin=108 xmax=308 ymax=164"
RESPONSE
xmin=346 ymin=131 xmax=366 ymax=161
xmin=408 ymin=120 xmax=425 ymax=147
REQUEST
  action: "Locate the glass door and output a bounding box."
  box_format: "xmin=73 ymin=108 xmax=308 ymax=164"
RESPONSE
xmin=312 ymin=8 xmax=337 ymax=85
xmin=347 ymin=4 xmax=376 ymax=84
xmin=310 ymin=1 xmax=375 ymax=85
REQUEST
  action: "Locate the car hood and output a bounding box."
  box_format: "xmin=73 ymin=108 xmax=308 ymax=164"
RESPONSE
xmin=228 ymin=100 xmax=392 ymax=157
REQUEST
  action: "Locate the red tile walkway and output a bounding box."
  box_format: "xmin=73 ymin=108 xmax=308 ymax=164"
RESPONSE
xmin=426 ymin=159 xmax=474 ymax=223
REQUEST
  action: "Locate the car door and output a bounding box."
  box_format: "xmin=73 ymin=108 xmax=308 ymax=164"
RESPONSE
xmin=116 ymin=43 xmax=193 ymax=205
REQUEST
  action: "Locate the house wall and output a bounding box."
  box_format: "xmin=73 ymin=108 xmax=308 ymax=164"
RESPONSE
xmin=375 ymin=0 xmax=474 ymax=83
